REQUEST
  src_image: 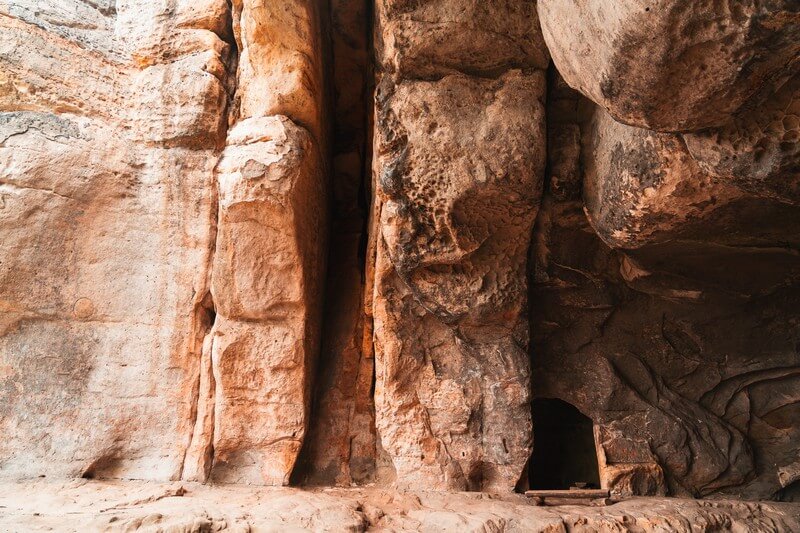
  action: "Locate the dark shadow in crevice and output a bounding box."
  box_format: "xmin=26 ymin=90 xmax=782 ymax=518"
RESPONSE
xmin=529 ymin=398 xmax=601 ymax=490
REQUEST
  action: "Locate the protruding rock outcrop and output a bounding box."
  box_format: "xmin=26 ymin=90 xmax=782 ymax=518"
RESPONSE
xmin=370 ymin=0 xmax=548 ymax=491
xmin=206 ymin=116 xmax=326 ymax=484
xmin=582 ymin=106 xmax=740 ymax=249
xmin=533 ymin=71 xmax=800 ymax=500
xmin=538 ymin=0 xmax=800 ymax=131
xmin=188 ymin=0 xmax=329 ymax=485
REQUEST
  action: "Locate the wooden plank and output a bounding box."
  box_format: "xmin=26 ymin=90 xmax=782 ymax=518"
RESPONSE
xmin=524 ymin=489 xmax=610 ymax=499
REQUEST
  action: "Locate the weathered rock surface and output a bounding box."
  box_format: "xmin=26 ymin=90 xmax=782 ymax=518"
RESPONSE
xmin=1 ymin=0 xmax=328 ymax=487
xmin=229 ymin=0 xmax=326 ymax=142
xmin=376 ymin=0 xmax=549 ymax=78
xmin=533 ymin=197 xmax=800 ymax=499
xmin=204 ymin=116 xmax=325 ymax=485
xmin=1 ymin=0 xmax=799 ymax=510
xmin=185 ymin=0 xmax=328 ymax=485
xmin=0 ymin=0 xmax=229 ymax=481
xmin=684 ymin=73 xmax=800 ymax=206
xmin=538 ymin=0 xmax=800 ymax=131
xmin=2 ymin=480 xmax=800 ymax=532
xmin=371 ymin=68 xmax=546 ymax=491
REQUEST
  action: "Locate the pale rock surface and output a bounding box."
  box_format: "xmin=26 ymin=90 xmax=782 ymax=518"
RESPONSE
xmin=0 ymin=0 xmax=229 ymax=480
xmin=372 ymin=71 xmax=546 ymax=492
xmin=538 ymin=0 xmax=800 ymax=131
xmin=203 ymin=116 xmax=326 ymax=485
xmin=1 ymin=480 xmax=799 ymax=532
xmin=1 ymin=0 xmax=328 ymax=487
xmin=230 ymin=0 xmax=326 ymax=143
xmin=183 ymin=0 xmax=328 ymax=485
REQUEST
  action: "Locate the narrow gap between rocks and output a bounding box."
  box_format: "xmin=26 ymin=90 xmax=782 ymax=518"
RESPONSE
xmin=291 ymin=0 xmax=377 ymax=486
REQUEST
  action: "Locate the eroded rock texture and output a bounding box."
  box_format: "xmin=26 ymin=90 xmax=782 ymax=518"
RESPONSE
xmin=538 ymin=0 xmax=800 ymax=131
xmin=1 ymin=0 xmax=799 ymax=507
xmin=684 ymin=72 xmax=800 ymax=206
xmin=370 ymin=0 xmax=548 ymax=491
xmin=582 ymin=105 xmax=741 ymax=249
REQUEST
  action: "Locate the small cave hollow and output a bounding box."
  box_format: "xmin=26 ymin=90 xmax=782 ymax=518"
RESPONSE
xmin=529 ymin=398 xmax=601 ymax=490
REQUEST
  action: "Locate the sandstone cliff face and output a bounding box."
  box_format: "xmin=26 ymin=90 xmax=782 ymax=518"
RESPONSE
xmin=1 ymin=0 xmax=799 ymax=504
xmin=0 ymin=0 xmax=229 ymax=480
xmin=0 ymin=0 xmax=327 ymax=486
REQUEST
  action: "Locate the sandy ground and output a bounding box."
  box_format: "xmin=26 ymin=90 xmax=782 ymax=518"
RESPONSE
xmin=0 ymin=479 xmax=798 ymax=532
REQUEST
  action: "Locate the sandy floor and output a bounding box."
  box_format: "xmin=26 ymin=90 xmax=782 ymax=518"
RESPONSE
xmin=0 ymin=479 xmax=798 ymax=532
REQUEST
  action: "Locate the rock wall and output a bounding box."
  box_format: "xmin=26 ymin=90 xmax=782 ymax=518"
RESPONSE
xmin=0 ymin=0 xmax=230 ymax=481
xmin=533 ymin=1 xmax=800 ymax=500
xmin=368 ymin=0 xmax=549 ymax=492
xmin=0 ymin=0 xmax=327 ymax=486
xmin=1 ymin=0 xmax=798 ymax=502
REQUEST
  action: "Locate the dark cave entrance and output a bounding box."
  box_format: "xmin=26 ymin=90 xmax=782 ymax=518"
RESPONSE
xmin=529 ymin=398 xmax=601 ymax=490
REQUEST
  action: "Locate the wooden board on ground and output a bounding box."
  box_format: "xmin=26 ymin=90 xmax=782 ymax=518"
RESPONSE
xmin=525 ymin=489 xmax=610 ymax=499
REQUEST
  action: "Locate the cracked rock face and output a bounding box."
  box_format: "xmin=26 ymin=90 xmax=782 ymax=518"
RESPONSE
xmin=1 ymin=0 xmax=799 ymax=508
xmin=372 ymin=71 xmax=546 ymax=491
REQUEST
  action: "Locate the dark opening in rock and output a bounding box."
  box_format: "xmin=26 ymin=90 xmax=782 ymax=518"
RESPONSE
xmin=530 ymin=398 xmax=600 ymax=490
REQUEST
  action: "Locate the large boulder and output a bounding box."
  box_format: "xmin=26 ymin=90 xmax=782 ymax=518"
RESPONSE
xmin=203 ymin=117 xmax=326 ymax=485
xmin=538 ymin=0 xmax=800 ymax=131
xmin=582 ymin=106 xmax=739 ymax=249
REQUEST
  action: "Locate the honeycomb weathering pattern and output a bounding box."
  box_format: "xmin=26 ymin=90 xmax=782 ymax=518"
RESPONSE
xmin=0 ymin=0 xmax=799 ymax=503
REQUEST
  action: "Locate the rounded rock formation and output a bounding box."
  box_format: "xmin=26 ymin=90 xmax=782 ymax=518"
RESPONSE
xmin=537 ymin=0 xmax=800 ymax=131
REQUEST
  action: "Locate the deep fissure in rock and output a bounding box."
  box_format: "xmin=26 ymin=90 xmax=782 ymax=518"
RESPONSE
xmin=1 ymin=0 xmax=799 ymax=506
xmin=293 ymin=0 xmax=377 ymax=486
